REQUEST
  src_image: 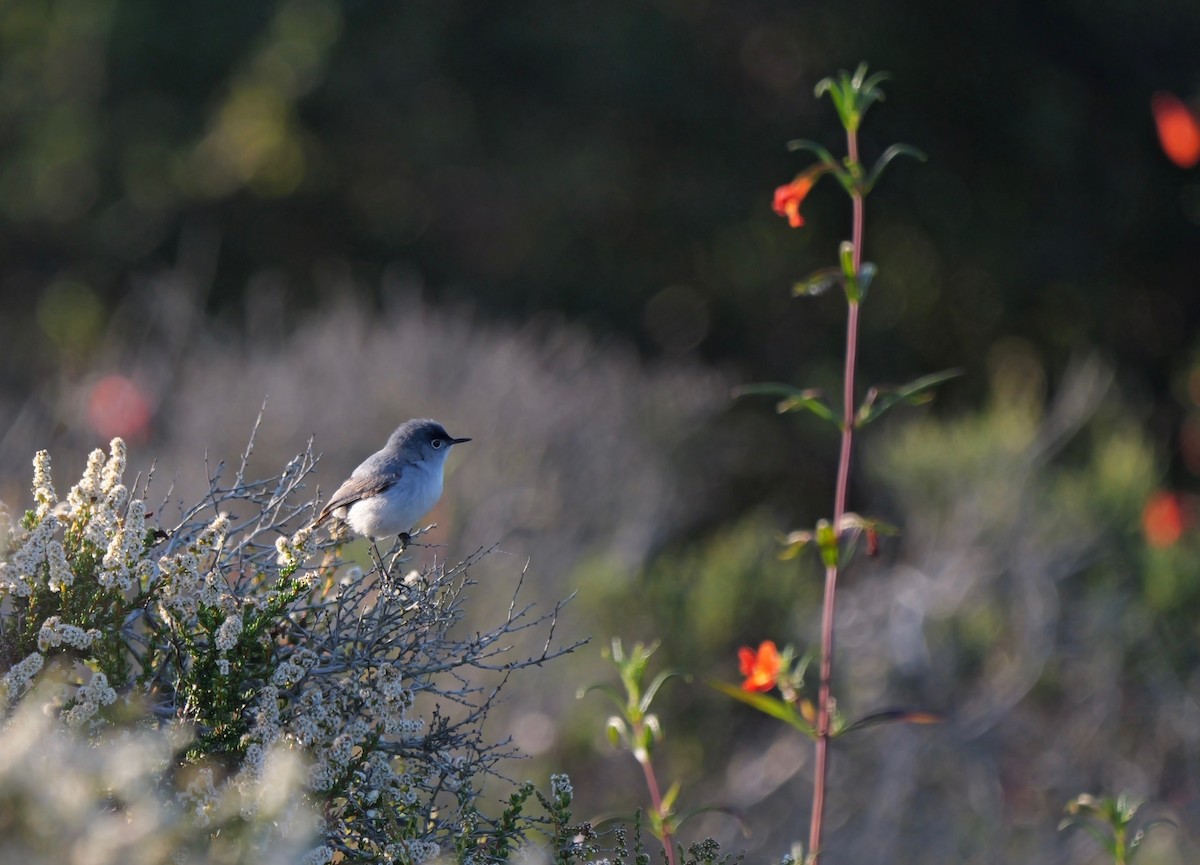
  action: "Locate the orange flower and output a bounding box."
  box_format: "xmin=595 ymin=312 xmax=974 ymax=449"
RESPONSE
xmin=738 ymin=640 xmax=782 ymax=692
xmin=1143 ymin=491 xmax=1186 ymax=548
xmin=1152 ymin=92 xmax=1200 ymax=168
xmin=772 ymin=168 xmax=823 ymax=227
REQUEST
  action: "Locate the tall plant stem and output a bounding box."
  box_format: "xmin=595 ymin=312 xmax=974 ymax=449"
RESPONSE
xmin=807 ymin=126 xmax=864 ymax=863
xmin=638 ymin=751 xmax=677 ymax=865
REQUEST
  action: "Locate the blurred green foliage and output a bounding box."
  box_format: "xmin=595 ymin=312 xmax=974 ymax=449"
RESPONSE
xmin=1 ymin=0 xmax=1198 ymax=432
xmin=2 ymin=3 xmax=1200 ymax=862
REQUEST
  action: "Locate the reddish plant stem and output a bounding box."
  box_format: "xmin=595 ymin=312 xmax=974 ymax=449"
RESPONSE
xmin=638 ymin=750 xmax=677 ymax=865
xmin=807 ymin=127 xmax=865 ymax=863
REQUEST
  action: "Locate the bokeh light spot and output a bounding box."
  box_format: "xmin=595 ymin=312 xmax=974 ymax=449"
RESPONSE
xmin=1152 ymin=92 xmax=1200 ymax=169
xmin=87 ymin=374 xmax=152 ymax=442
xmin=1142 ymin=491 xmax=1184 ymax=548
xmin=37 ymin=280 xmax=104 ymax=353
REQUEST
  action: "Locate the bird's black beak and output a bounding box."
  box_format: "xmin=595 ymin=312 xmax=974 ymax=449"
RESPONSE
xmin=450 ymin=436 xmax=472 ymax=445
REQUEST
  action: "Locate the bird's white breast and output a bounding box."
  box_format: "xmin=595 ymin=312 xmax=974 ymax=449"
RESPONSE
xmin=344 ymin=459 xmax=444 ymax=539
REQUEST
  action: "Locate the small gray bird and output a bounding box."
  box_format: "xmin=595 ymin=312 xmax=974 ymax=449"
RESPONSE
xmin=314 ymin=418 xmax=470 ymax=541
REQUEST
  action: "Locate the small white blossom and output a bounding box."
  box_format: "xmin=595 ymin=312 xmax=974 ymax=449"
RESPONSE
xmin=197 ymin=513 xmax=230 ymax=550
xmin=37 ymin=616 xmax=100 ymax=652
xmin=386 ymin=841 xmax=440 ymax=864
xmin=1 ymin=652 xmax=44 ymax=707
xmin=299 ymin=847 xmax=334 ymax=865
xmin=158 ymin=551 xmax=203 ymax=619
xmin=45 ymin=541 xmax=72 ymax=591
xmin=32 ymin=450 xmax=56 ymax=518
xmin=177 ymin=766 xmax=219 ymax=827
xmin=100 ymin=438 xmax=127 ymax=496
xmin=550 ymin=772 xmax=574 ymax=801
xmin=68 ymin=447 xmax=107 ymax=512
xmin=247 ymin=685 xmax=282 ymax=744
xmin=271 ymin=648 xmax=317 ymax=688
xmin=215 ymin=612 xmax=243 ymax=651
xmin=275 ymin=525 xmax=313 ymax=571
xmin=99 ymin=499 xmax=147 ymax=591
xmin=2 ymin=513 xmax=61 ymax=597
xmin=64 ymin=670 xmax=117 ymax=728
xmin=0 ymin=562 xmax=29 ymax=598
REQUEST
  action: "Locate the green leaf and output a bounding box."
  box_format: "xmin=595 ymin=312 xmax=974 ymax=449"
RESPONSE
xmin=710 ymin=680 xmax=817 ymax=737
xmin=605 ymin=716 xmax=626 ymax=748
xmin=839 ymin=239 xmax=863 ymax=303
xmin=577 ymin=682 xmax=628 ymax=712
xmin=860 ymin=69 xmax=892 ymax=96
xmin=733 ymin=383 xmax=838 ymax=425
xmin=855 ymin=368 xmax=962 ymax=428
xmin=640 ymin=669 xmax=689 ymax=714
xmin=838 ymin=241 xmax=856 ymax=279
xmin=815 ymin=519 xmax=838 ymax=568
xmin=778 ymin=529 xmax=814 ymax=561
xmin=865 ymin=143 xmax=927 ymax=192
xmin=674 ymin=805 xmax=750 ymax=837
xmin=857 ymin=262 xmax=877 ymax=299
xmin=786 ymin=139 xmax=838 ymax=168
xmin=836 ymin=708 xmax=943 ymax=736
xmin=793 ymin=267 xmax=841 ymax=298
xmin=1131 ymin=818 xmax=1176 ymax=849
xmin=1059 ymin=818 xmax=1116 ymax=854
xmin=659 ymin=779 xmax=682 ymax=816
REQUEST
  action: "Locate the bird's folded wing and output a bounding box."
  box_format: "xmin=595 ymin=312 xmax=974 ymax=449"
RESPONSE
xmin=315 ymin=473 xmax=399 ymax=524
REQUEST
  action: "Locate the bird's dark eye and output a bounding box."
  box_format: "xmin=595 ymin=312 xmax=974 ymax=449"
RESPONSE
xmin=431 ymin=438 xmax=443 ymax=449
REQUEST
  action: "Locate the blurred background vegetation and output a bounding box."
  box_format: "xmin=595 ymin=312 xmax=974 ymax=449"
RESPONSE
xmin=1 ymin=0 xmax=1199 ymax=862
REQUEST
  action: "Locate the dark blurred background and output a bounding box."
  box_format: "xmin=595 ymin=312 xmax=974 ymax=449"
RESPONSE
xmin=1 ymin=0 xmax=1199 ymax=862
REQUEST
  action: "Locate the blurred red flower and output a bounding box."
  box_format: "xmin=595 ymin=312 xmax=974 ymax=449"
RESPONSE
xmin=772 ymin=170 xmax=820 ymax=227
xmin=1142 ymin=491 xmax=1185 ymax=548
xmin=1151 ymin=92 xmax=1200 ymax=168
xmin=87 ymin=374 xmax=152 ymax=442
xmin=738 ymin=640 xmax=781 ymax=692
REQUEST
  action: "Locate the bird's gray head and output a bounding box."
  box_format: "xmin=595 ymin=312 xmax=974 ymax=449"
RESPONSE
xmin=387 ymin=418 xmax=471 ymax=465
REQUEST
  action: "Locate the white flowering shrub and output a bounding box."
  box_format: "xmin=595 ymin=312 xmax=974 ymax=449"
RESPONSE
xmin=0 ymin=433 xmax=584 ymax=863
xmin=0 ymin=687 xmax=317 ymax=865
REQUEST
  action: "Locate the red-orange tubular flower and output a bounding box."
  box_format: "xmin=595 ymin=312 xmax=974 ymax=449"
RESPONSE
xmin=1152 ymin=92 xmax=1200 ymax=168
xmin=1143 ymin=491 xmax=1186 ymax=548
xmin=772 ymin=169 xmax=821 ymax=227
xmin=738 ymin=640 xmax=782 ymax=692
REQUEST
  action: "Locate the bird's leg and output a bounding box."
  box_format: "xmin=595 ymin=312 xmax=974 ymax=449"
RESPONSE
xmin=387 ymin=532 xmax=411 ymax=573
xmin=367 ymin=539 xmax=387 ymax=578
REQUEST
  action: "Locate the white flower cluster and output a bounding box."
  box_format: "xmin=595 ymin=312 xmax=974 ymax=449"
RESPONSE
xmin=275 ymin=525 xmax=314 ymax=572
xmin=550 ymin=772 xmax=574 ymax=801
xmin=157 ymin=513 xmax=234 ymax=625
xmin=382 ymin=840 xmax=441 ymax=864
xmin=46 ymin=540 xmax=72 ymax=592
xmin=1 ymin=652 xmax=44 ymax=711
xmin=37 ymin=616 xmax=102 ymax=652
xmin=178 ymin=766 xmax=220 ymax=827
xmin=0 ymin=439 xmax=152 ymax=723
xmin=99 ymin=498 xmax=147 ymax=591
xmin=299 ymin=846 xmax=335 ymax=865
xmin=314 ymin=717 xmax=372 ymax=791
xmin=0 ymin=439 xmax=145 ymax=602
xmin=65 ymin=441 xmax=129 ymax=549
xmin=363 ymin=663 xmax=423 ymax=737
xmin=435 ymin=750 xmax=468 ymax=792
xmin=0 ymin=513 xmax=61 ymax=598
xmin=31 ymin=450 xmax=56 ymax=519
xmin=63 ymin=671 xmax=117 ymax=728
xmin=270 ymin=647 xmax=318 ymax=688
xmin=356 ymin=750 xmax=420 ymax=809
xmin=216 ymin=612 xmax=244 ymax=651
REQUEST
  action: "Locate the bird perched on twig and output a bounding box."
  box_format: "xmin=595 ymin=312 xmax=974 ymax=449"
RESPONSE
xmin=314 ymin=418 xmax=470 ymax=543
